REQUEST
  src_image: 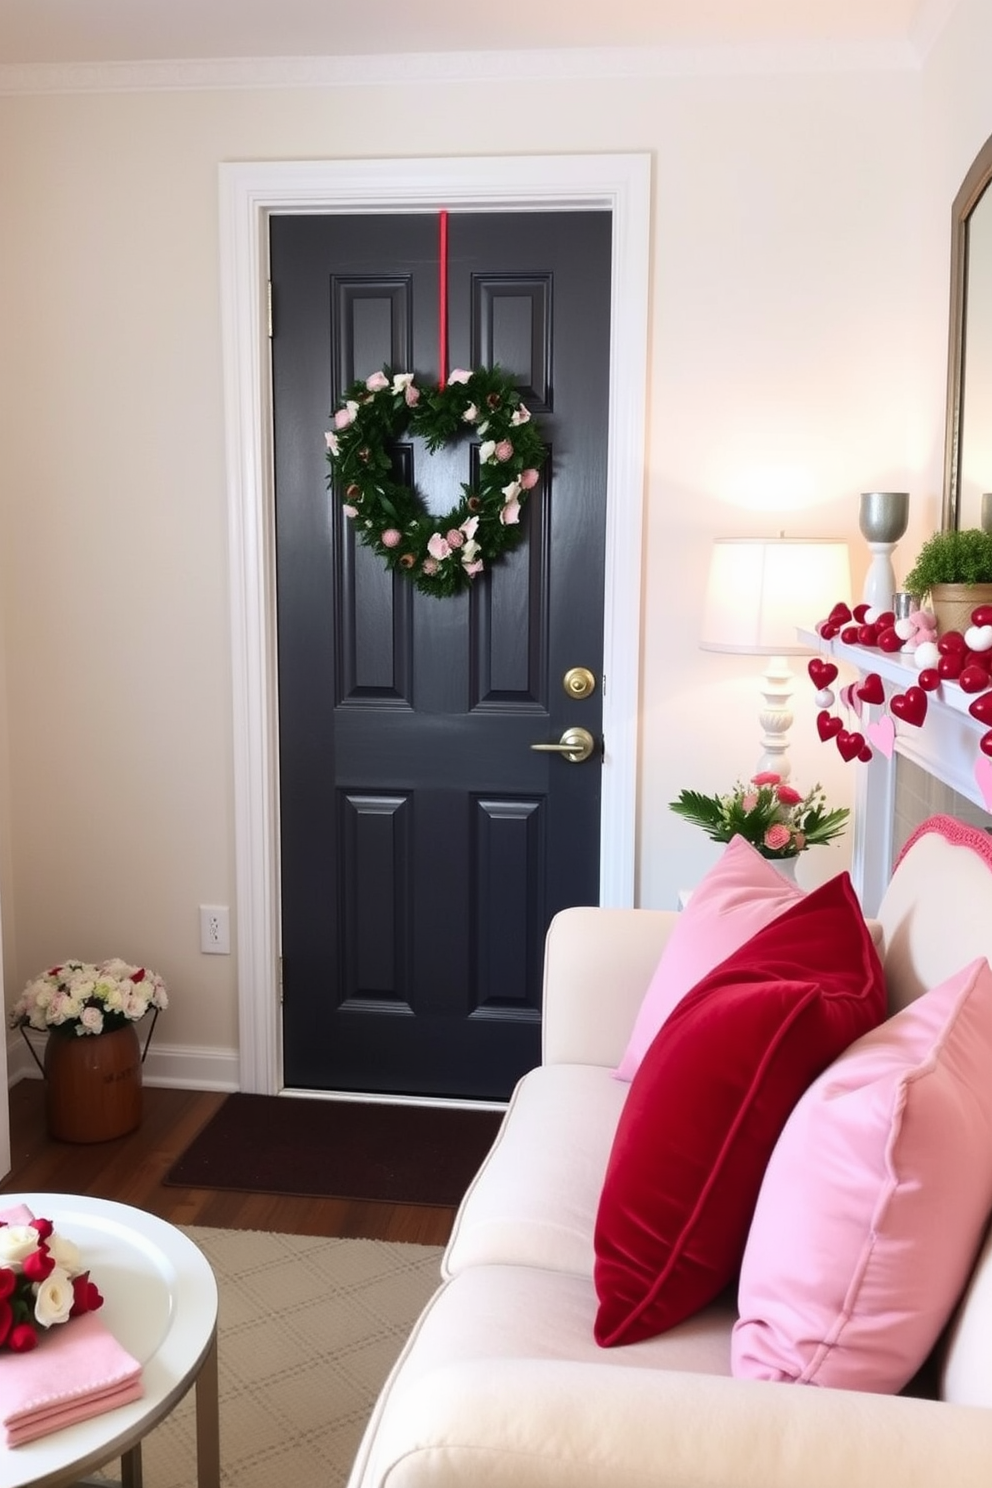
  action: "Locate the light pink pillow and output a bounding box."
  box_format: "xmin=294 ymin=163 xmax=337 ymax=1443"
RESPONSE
xmin=614 ymin=835 xmax=804 ymax=1081
xmin=733 ymin=957 xmax=992 ymax=1393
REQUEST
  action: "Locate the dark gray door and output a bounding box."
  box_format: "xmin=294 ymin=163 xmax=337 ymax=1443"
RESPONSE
xmin=272 ymin=210 xmax=611 ymax=1099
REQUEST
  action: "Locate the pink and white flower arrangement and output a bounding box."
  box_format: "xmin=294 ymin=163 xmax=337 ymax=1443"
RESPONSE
xmin=0 ymin=1217 xmax=103 ymax=1353
xmin=10 ymin=960 xmax=168 ymax=1039
xmin=669 ymin=772 xmax=849 ymax=859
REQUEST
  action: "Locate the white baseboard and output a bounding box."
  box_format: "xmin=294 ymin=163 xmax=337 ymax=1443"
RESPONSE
xmin=6 ymin=1032 xmax=240 ymax=1092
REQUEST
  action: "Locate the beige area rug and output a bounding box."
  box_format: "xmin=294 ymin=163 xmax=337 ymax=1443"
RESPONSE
xmin=99 ymin=1226 xmax=442 ymax=1488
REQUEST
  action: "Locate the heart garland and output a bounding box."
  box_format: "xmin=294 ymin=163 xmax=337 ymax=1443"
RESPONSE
xmin=809 ymin=598 xmax=992 ymax=798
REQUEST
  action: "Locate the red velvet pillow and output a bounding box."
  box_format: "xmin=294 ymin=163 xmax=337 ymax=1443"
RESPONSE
xmin=593 ymin=873 xmax=886 ymax=1347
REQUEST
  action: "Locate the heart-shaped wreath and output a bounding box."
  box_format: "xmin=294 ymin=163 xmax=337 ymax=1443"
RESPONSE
xmin=325 ymin=366 xmax=548 ymax=598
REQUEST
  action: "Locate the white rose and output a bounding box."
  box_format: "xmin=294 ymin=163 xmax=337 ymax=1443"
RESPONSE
xmin=79 ymin=1006 xmax=104 ymax=1035
xmin=390 ymin=372 xmax=414 ymax=393
xmin=0 ymin=1226 xmax=41 ymax=1267
xmin=34 ymin=1266 xmax=74 ymax=1328
xmin=47 ymin=1231 xmax=82 ymax=1277
xmin=479 ymin=440 xmax=496 ymax=464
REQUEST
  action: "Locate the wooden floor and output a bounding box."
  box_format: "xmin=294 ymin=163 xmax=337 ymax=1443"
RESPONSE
xmin=0 ymin=1080 xmax=457 ymax=1246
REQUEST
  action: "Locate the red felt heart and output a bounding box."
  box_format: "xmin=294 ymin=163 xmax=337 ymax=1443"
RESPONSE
xmin=969 ymin=691 xmax=992 ymax=725
xmin=971 ymin=606 xmax=992 ymax=628
xmin=839 ymin=625 xmax=859 ymax=643
xmin=873 ymin=611 xmax=895 ymax=631
xmin=937 ymin=630 xmax=967 ymax=654
xmin=829 ymin=602 xmax=853 ymax=624
xmin=857 ymin=744 xmax=873 ymax=762
xmin=964 ymin=649 xmax=992 ymax=671
xmin=960 ymin=664 xmax=990 ymax=694
xmin=836 ymin=729 xmax=866 ymax=762
xmin=938 ymin=652 xmax=964 ymax=680
xmin=877 ymin=627 xmax=902 ymax=653
xmin=852 ymin=604 xmax=871 ymax=623
xmin=817 ymin=621 xmax=839 ymax=640
xmin=808 ymin=658 xmax=839 ymax=688
xmin=857 ymin=624 xmax=879 ymax=647
xmin=890 ymin=688 xmax=928 ymax=727
xmin=982 ymin=731 xmax=992 ymax=758
xmin=856 ymin=672 xmax=885 ymax=705
xmin=816 ymin=710 xmax=843 ymax=742
xmin=918 ymin=668 xmax=941 ymax=692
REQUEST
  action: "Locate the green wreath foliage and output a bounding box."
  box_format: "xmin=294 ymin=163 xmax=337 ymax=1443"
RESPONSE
xmin=325 ymin=366 xmax=548 ymax=598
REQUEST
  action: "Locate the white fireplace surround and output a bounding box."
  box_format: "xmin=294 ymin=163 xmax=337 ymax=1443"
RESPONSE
xmin=799 ymin=630 xmax=991 ymax=915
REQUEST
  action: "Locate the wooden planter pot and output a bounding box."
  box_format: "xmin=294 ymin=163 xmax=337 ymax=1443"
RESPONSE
xmin=929 ymin=582 xmax=992 ymax=636
xmin=44 ymin=1023 xmax=143 ymax=1143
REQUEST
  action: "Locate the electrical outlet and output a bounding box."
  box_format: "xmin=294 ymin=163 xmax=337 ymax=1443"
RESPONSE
xmin=199 ymin=904 xmax=230 ymax=955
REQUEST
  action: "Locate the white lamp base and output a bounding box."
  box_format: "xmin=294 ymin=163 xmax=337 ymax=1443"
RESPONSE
xmin=755 ymin=656 xmax=794 ymax=780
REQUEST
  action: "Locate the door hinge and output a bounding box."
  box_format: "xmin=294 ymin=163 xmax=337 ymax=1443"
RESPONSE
xmin=267 ymin=279 xmax=273 ymax=340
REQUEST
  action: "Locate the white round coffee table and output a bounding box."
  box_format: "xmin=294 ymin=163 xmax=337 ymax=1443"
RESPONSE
xmin=0 ymin=1193 xmax=218 ymax=1488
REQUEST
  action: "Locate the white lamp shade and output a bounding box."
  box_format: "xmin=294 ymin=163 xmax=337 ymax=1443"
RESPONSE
xmin=700 ymin=538 xmax=851 ymax=656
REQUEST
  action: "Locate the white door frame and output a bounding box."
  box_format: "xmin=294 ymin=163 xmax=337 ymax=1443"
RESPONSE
xmin=219 ymin=153 xmax=652 ymax=1094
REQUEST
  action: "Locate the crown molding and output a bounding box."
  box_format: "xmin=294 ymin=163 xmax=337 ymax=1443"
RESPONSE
xmin=0 ymin=38 xmax=921 ymax=97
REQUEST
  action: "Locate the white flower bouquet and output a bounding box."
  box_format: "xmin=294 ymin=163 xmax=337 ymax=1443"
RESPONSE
xmin=0 ymin=1217 xmax=103 ymax=1353
xmin=10 ymin=959 xmax=168 ymax=1039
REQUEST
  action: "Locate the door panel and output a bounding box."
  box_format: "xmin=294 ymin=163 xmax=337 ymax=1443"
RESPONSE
xmin=272 ymin=210 xmax=611 ymax=1099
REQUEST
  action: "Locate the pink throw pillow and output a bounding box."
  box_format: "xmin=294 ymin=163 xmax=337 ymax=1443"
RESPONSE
xmin=615 ymin=835 xmax=804 ymax=1081
xmin=733 ymin=957 xmax=992 ymax=1393
xmin=594 ymin=874 xmax=885 ymax=1347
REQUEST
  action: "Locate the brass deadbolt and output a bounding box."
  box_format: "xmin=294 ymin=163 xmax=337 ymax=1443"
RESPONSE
xmin=563 ymin=667 xmax=597 ymax=700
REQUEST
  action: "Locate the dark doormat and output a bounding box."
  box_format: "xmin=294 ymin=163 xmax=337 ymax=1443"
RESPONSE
xmin=164 ymin=1093 xmax=506 ymax=1207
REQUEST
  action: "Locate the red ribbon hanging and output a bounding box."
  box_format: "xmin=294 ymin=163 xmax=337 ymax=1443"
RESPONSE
xmin=438 ymin=210 xmax=449 ymax=389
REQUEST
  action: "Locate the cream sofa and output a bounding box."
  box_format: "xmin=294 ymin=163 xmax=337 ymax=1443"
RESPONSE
xmin=346 ymin=817 xmax=992 ymax=1488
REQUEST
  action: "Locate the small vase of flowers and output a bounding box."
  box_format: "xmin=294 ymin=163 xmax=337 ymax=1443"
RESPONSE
xmin=10 ymin=961 xmax=168 ymax=1144
xmin=669 ymin=772 xmax=850 ymax=860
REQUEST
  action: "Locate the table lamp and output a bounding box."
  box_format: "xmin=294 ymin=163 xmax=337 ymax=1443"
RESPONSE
xmin=700 ymin=537 xmax=851 ymax=780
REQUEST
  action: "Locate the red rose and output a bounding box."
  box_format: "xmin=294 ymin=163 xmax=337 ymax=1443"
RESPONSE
xmin=30 ymin=1217 xmax=53 ymax=1241
xmin=0 ymin=1268 xmax=16 ymax=1302
xmin=0 ymin=1298 xmax=11 ymax=1347
xmin=8 ymin=1323 xmax=38 ymax=1353
xmin=22 ymin=1244 xmax=55 ymax=1284
xmin=70 ymin=1273 xmax=104 ymax=1316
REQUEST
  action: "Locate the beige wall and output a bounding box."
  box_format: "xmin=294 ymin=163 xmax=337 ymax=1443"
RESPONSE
xmin=0 ymin=24 xmax=989 ymax=1076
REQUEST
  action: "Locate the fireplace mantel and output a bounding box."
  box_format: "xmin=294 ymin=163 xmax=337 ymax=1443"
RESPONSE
xmin=799 ymin=629 xmax=990 ymax=914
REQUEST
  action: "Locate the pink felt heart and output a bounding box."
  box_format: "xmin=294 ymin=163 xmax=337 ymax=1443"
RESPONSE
xmin=976 ymin=754 xmax=992 ymax=811
xmin=838 ymin=683 xmax=863 ymax=719
xmin=866 ymin=715 xmax=895 ymax=759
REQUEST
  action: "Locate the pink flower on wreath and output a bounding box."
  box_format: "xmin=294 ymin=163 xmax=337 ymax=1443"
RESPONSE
xmin=427 ymin=533 xmax=451 ymax=561
xmin=422 ymin=557 xmax=439 ymax=575
xmin=342 ymin=504 xmax=359 ymax=519
xmin=334 ymin=401 xmax=359 ymax=430
xmin=325 ymin=431 xmax=340 ymax=455
xmin=764 ymin=824 xmax=792 ymax=852
xmin=519 ymin=468 xmax=540 ymax=490
xmin=381 ymin=529 xmax=402 ymax=549
xmin=494 ymin=439 xmax=514 ymax=462
xmin=463 ymin=558 xmax=484 ymax=575
xmin=446 ymin=529 xmax=464 ymax=549
xmin=447 ymin=369 xmax=471 ymax=385
xmin=500 ymin=497 xmax=522 ymax=526
xmin=405 ymin=384 xmax=420 ymax=407
xmin=365 ymin=371 xmax=390 ymax=392
xmin=776 ymin=784 xmax=803 ymax=805
xmin=751 ymin=771 xmax=782 ymax=786
xmin=511 ymin=405 xmax=531 ymax=426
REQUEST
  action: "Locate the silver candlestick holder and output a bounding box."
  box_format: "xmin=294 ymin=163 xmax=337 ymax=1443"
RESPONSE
xmin=859 ymin=492 xmax=909 ymax=610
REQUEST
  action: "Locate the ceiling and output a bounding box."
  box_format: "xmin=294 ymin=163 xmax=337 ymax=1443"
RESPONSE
xmin=0 ymin=0 xmax=955 ymax=66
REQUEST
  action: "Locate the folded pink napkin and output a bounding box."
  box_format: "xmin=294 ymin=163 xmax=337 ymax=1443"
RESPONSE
xmin=0 ymin=1205 xmax=144 ymax=1446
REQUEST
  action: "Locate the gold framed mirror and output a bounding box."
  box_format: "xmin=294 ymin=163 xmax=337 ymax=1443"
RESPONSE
xmin=943 ymin=130 xmax=992 ymax=530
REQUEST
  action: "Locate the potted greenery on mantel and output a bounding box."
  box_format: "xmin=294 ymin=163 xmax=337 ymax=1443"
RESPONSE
xmin=903 ymin=527 xmax=992 ymax=634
